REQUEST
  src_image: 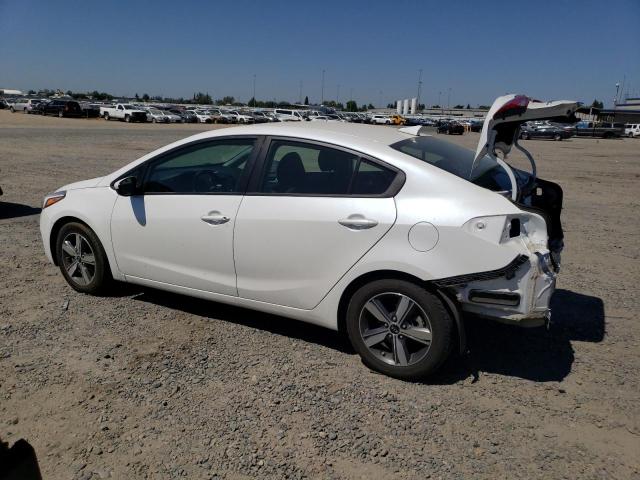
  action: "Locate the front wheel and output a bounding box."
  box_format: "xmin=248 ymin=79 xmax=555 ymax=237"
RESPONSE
xmin=58 ymin=110 xmax=64 ymax=118
xmin=346 ymin=280 xmax=453 ymax=380
xmin=554 ymin=134 xmax=562 ymax=141
xmin=56 ymin=222 xmax=111 ymax=294
xmin=125 ymin=115 xmax=130 ymax=123
xmin=10 ymin=107 xmax=15 ymax=113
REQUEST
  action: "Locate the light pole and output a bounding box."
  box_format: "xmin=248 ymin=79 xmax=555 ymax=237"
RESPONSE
xmin=252 ymin=74 xmax=256 ymax=106
xmin=299 ymin=80 xmax=303 ymax=104
xmin=416 ymin=69 xmax=423 ymax=111
xmin=321 ymin=69 xmax=325 ymax=105
xmin=615 ymin=82 xmax=620 ymax=106
xmin=447 ymin=87 xmax=451 ymax=110
xmin=336 ymin=84 xmax=340 ymax=105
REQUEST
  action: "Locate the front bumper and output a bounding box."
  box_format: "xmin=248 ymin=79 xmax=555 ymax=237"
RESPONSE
xmin=447 ymin=252 xmax=557 ymax=327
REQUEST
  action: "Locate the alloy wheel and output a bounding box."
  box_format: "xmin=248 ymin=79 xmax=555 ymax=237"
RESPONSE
xmin=60 ymin=232 xmax=96 ymax=286
xmin=358 ymin=292 xmax=433 ymax=367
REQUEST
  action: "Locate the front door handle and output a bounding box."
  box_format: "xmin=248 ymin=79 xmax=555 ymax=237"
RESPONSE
xmin=201 ymin=211 xmax=230 ymax=225
xmin=338 ymin=215 xmax=378 ymax=230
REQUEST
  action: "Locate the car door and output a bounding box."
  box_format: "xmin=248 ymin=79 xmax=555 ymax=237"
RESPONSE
xmin=234 ymin=138 xmax=401 ymax=309
xmin=110 ymin=137 xmax=259 ymax=295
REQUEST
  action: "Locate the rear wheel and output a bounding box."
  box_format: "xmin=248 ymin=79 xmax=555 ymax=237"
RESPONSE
xmin=58 ymin=110 xmax=64 ymax=118
xmin=346 ymin=279 xmax=453 ymax=380
xmin=104 ymin=112 xmax=110 ymax=121
xmin=56 ymin=222 xmax=111 ymax=295
xmin=10 ymin=107 xmax=14 ymax=113
xmin=554 ymin=133 xmax=562 ymax=141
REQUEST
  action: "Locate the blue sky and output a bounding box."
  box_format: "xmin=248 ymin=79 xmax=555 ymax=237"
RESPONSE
xmin=1 ymin=0 xmax=638 ymax=107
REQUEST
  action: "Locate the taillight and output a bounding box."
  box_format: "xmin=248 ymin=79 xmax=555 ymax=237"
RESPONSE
xmin=493 ymin=95 xmax=529 ymax=120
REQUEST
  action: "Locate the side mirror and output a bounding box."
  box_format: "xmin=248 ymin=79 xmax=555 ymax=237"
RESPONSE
xmin=114 ymin=176 xmax=139 ymax=196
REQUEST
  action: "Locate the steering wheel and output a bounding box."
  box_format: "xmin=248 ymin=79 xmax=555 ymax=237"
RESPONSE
xmin=193 ymin=169 xmax=235 ymax=192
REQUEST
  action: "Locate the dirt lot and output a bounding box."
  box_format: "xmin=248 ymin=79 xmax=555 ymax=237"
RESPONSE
xmin=1 ymin=110 xmax=639 ymax=479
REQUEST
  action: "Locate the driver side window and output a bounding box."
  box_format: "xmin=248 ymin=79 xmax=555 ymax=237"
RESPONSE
xmin=144 ymin=139 xmax=255 ymax=194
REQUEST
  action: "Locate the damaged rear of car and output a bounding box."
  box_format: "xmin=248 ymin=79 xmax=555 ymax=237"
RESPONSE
xmin=395 ymin=94 xmax=578 ymax=328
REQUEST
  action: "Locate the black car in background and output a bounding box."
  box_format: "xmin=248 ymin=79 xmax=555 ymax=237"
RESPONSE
xmin=519 ymin=123 xmax=571 ymax=141
xmin=169 ymin=109 xmax=198 ymax=123
xmin=437 ymin=121 xmax=464 ymax=135
xmin=35 ymin=100 xmax=83 ymax=118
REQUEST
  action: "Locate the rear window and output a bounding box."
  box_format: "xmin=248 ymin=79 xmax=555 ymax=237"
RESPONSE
xmin=390 ymin=136 xmax=511 ymax=192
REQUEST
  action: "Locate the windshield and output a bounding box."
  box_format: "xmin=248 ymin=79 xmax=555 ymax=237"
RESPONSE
xmin=390 ymin=136 xmax=512 ymax=192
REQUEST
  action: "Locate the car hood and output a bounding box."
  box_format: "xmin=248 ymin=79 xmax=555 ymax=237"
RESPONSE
xmin=61 ymin=176 xmax=104 ymax=191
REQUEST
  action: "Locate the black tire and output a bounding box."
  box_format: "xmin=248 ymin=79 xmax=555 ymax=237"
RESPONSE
xmin=104 ymin=113 xmax=110 ymax=121
xmin=521 ymin=133 xmax=530 ymax=140
xmin=554 ymin=134 xmax=562 ymax=141
xmin=58 ymin=110 xmax=64 ymax=118
xmin=603 ymin=132 xmax=613 ymax=139
xmin=10 ymin=107 xmax=15 ymax=113
xmin=55 ymin=222 xmax=111 ymax=295
xmin=125 ymin=115 xmax=130 ymax=123
xmin=346 ymin=279 xmax=454 ymax=380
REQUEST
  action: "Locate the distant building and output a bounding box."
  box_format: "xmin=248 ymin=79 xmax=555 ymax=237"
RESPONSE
xmin=578 ymin=98 xmax=640 ymax=124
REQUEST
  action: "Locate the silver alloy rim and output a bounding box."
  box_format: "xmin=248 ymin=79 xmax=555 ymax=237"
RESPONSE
xmin=359 ymin=292 xmax=433 ymax=367
xmin=61 ymin=233 xmax=96 ymax=286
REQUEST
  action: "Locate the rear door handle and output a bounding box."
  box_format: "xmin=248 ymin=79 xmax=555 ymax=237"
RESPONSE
xmin=338 ymin=215 xmax=378 ymax=230
xmin=201 ymin=211 xmax=230 ymax=225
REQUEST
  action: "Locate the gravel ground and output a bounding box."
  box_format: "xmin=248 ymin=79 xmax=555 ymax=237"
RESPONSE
xmin=1 ymin=110 xmax=639 ymax=479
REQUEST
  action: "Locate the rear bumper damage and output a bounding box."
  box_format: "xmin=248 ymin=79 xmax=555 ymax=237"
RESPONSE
xmin=438 ymin=251 xmax=557 ymax=328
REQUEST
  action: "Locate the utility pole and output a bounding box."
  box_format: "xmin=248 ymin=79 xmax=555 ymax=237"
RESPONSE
xmin=349 ymin=87 xmax=353 ymax=101
xmin=252 ymin=74 xmax=256 ymax=105
xmin=416 ymin=69 xmax=423 ymax=112
xmin=321 ymin=69 xmax=325 ymax=105
xmin=447 ymin=87 xmax=451 ymax=110
xmin=298 ymin=80 xmax=303 ymax=104
xmin=336 ymin=84 xmax=340 ymax=105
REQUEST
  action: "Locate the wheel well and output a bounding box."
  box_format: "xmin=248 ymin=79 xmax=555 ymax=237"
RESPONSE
xmin=49 ymin=216 xmax=92 ymax=266
xmin=336 ymin=270 xmax=437 ymax=334
xmin=336 ymin=270 xmax=465 ymax=353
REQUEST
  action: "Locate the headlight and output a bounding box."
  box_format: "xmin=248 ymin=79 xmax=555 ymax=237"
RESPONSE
xmin=43 ymin=191 xmax=66 ymax=209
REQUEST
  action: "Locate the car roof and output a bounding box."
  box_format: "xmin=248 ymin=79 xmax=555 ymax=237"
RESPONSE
xmin=196 ymin=122 xmax=410 ymax=148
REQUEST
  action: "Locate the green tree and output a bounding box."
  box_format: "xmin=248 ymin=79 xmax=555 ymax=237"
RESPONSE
xmin=346 ymin=100 xmax=358 ymax=112
xmin=386 ymin=103 xmax=395 ymax=109
xmin=135 ymin=93 xmax=140 ymax=101
xmin=591 ymin=99 xmax=604 ymax=109
xmin=142 ymin=93 xmax=150 ymax=102
xmin=221 ymin=96 xmax=235 ymax=105
xmin=27 ymin=89 xmax=36 ymax=95
xmin=304 ymin=96 xmax=309 ymax=105
xmin=466 ymin=104 xmax=471 ymax=109
xmin=478 ymin=105 xmax=491 ymax=110
xmin=367 ymin=103 xmax=374 ymax=110
xmin=431 ymin=104 xmax=440 ymax=108
xmin=454 ymin=104 xmax=464 ymax=109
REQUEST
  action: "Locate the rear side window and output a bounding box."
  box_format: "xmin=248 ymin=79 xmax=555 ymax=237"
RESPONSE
xmin=257 ymin=140 xmax=398 ymax=196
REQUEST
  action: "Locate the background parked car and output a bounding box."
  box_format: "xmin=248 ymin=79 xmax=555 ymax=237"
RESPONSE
xmin=575 ymin=121 xmax=624 ymax=138
xmin=10 ymin=98 xmax=44 ymax=113
xmin=436 ymin=121 xmax=464 ymax=135
xmin=274 ymin=108 xmax=305 ymax=121
xmin=161 ymin=111 xmax=183 ymax=123
xmin=624 ymin=123 xmax=640 ymax=137
xmin=37 ymin=99 xmax=83 ymax=118
xmin=144 ymin=108 xmax=169 ymax=123
xmin=519 ymin=123 xmax=570 ymax=140
xmin=170 ymin=109 xmax=198 ymax=123
xmin=369 ymin=114 xmax=391 ymax=125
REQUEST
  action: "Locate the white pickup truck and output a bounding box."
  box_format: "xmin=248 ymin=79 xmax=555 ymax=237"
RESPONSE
xmin=100 ymin=104 xmax=148 ymax=123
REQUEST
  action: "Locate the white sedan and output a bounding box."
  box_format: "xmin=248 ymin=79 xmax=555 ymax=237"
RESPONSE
xmin=39 ymin=95 xmax=578 ymax=380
